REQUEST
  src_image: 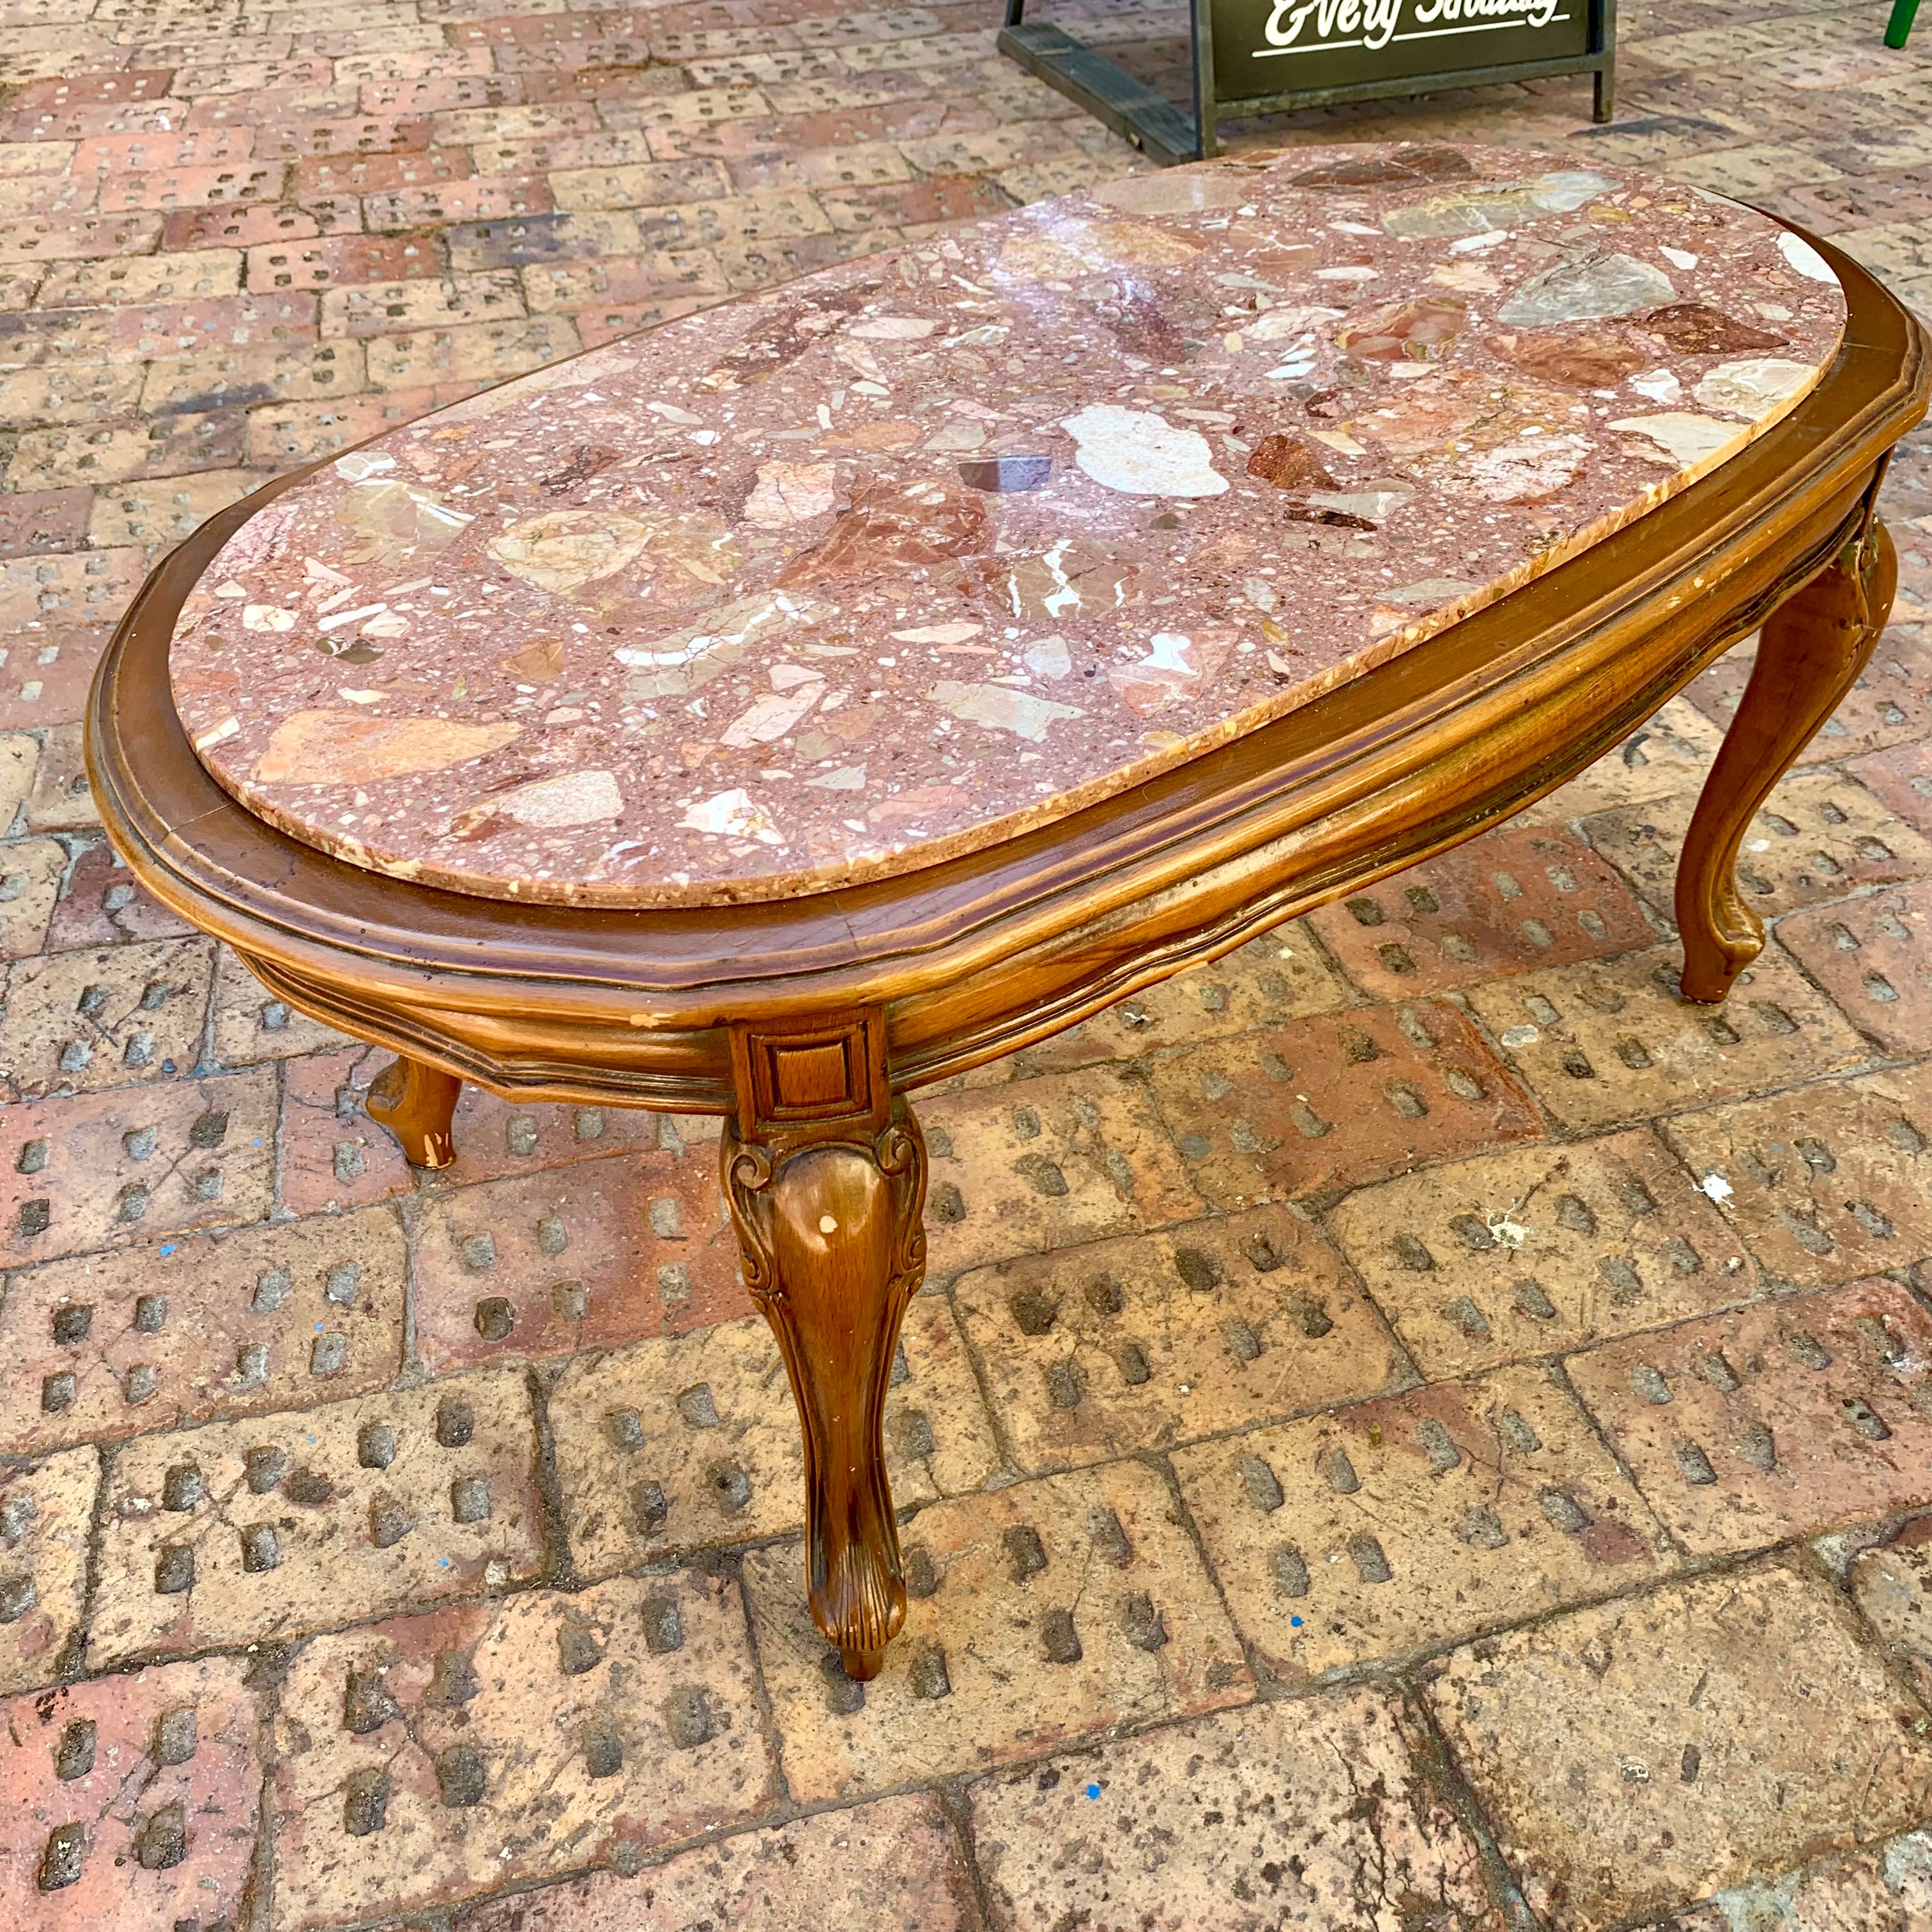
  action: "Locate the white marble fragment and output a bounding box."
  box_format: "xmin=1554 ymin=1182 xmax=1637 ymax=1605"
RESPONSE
xmin=1058 ymin=404 xmax=1226 ymax=498
xmin=1777 ymin=232 xmax=1838 ymax=282
xmin=927 ymin=681 xmax=1082 ymax=740
xmin=1608 ymin=413 xmax=1747 ymax=467
xmin=1692 ymin=357 xmax=1817 ymax=416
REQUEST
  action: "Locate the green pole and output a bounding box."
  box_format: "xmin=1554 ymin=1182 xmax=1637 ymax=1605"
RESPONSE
xmin=1886 ymin=0 xmax=1919 ymax=49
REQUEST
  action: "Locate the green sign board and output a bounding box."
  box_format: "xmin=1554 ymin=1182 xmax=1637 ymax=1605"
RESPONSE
xmin=1000 ymin=0 xmax=1614 ymax=167
xmin=1213 ymin=0 xmax=1593 ymax=101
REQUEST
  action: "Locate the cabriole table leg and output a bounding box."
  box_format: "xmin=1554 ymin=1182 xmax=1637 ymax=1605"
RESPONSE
xmin=1675 ymin=515 xmax=1898 ymax=1002
xmin=366 ymin=1054 xmax=462 ymax=1169
xmin=720 ymin=1014 xmax=925 ymax=1680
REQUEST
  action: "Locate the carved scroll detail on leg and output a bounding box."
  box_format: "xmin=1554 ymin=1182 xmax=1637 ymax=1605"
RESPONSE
xmin=723 ymin=1099 xmax=926 ymax=1678
xmin=366 ymin=1055 xmax=461 ymax=1169
xmin=1676 ymin=517 xmax=1897 ymax=1003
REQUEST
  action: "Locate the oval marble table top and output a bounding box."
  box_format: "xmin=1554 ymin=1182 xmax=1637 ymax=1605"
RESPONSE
xmin=170 ymin=141 xmax=1845 ymax=908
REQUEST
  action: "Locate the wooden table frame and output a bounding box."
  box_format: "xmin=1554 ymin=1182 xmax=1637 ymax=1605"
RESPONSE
xmin=89 ymin=234 xmax=1928 ymax=1679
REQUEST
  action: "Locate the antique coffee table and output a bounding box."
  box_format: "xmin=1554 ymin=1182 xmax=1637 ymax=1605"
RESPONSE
xmin=90 ymin=143 xmax=1928 ymax=1678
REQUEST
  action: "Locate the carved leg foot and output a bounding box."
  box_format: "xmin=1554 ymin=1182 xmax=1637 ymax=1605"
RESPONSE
xmin=366 ymin=1055 xmax=461 ymax=1169
xmin=723 ymin=1098 xmax=926 ymax=1671
xmin=1676 ymin=517 xmax=1897 ymax=1002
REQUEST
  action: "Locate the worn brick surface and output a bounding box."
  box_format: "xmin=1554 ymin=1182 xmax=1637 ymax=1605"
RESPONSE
xmin=744 ymin=1457 xmax=1252 ymax=1804
xmin=275 ymin=1043 xmax=417 ymax=1215
xmin=0 ymin=833 xmax=64 ymax=962
xmin=1425 ymin=1561 xmax=1932 ymax=1931
xmin=1467 ymin=944 xmax=1868 ymax=1132
xmin=89 ymin=1366 xmax=542 ymax=1663
xmin=46 ymin=838 xmax=192 ymax=950
xmin=917 ymin=1068 xmax=1204 ymax=1277
xmin=1308 ymin=823 xmax=1658 ymax=999
xmin=0 ymin=627 xmax=106 ymax=728
xmin=209 ymin=942 xmax=348 ymax=1064
xmin=970 ymin=1687 xmax=1502 ymax=1931
xmin=1326 ymin=1128 xmax=1754 ymax=1376
xmin=1778 ymin=880 xmax=1932 ymax=1055
xmin=553 ymin=1296 xmax=999 ymax=1579
xmin=1 ymin=934 xmax=213 ymax=1099
xmin=1661 ymin=1828 xmax=1932 ymax=1932
xmin=1567 ymin=1278 xmax=1932 ymax=1556
xmin=0 ymin=1206 xmax=405 ymax=1455
xmin=1848 ymin=738 xmax=1932 ymax=841
xmin=1584 ymin=774 xmax=1932 ymax=916
xmin=1177 ymin=1363 xmax=1667 ymax=1681
xmin=1148 ymin=996 xmax=1543 ymax=1210
xmin=2 ymin=1067 xmax=277 ymax=1264
xmin=449 ymin=1793 xmax=979 ymax=1932
xmin=21 ymin=720 xmax=94 ymax=831
xmin=1850 ymin=1521 xmax=1932 ymax=1709
xmin=0 ymin=1445 xmax=95 ymax=1694
xmin=270 ymin=1572 xmax=774 ymax=1929
xmin=0 ymin=1657 xmax=260 ymax=1929
xmin=1661 ymin=1066 xmax=1932 ymax=1285
xmin=413 ymin=1153 xmax=746 ymax=1372
xmin=950 ymin=1203 xmax=1403 ymax=1474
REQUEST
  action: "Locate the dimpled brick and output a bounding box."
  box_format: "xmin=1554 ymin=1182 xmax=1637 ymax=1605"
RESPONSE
xmin=1149 ymin=999 xmax=1542 ymax=1211
xmin=268 ymin=1573 xmax=774 ymax=1928
xmin=1176 ymin=1363 xmax=1668 ymax=1679
xmin=1660 ymin=1066 xmax=1932 ymax=1286
xmin=0 ymin=1205 xmax=405 ymax=1455
xmin=743 ymin=1457 xmax=1252 ymax=1804
xmin=0 ymin=937 xmax=215 ymax=1100
xmin=1326 ymin=1128 xmax=1753 ymax=1376
xmin=46 ymin=841 xmax=194 ymax=951
xmin=552 ymin=1296 xmax=999 ymax=1580
xmin=1425 ymin=1560 xmax=1932 ymax=1930
xmin=916 ymin=1070 xmax=1204 ymax=1277
xmin=22 ymin=724 xmax=97 ymax=832
xmin=1775 ymin=881 xmax=1932 ymax=1057
xmin=0 ymin=1445 xmax=95 ymax=1694
xmin=88 ymin=1368 xmax=542 ymax=1664
xmin=970 ymin=1687 xmax=1503 ymax=1932
xmin=1308 ymin=823 xmax=1656 ymax=999
xmin=1567 ymin=1278 xmax=1932 ymax=1555
xmin=0 ymin=838 xmax=66 ymax=962
xmin=425 ymin=1080 xmax=662 ymax=1188
xmin=275 ymin=1045 xmax=417 ymax=1216
xmin=1 ymin=1069 xmax=277 ymax=1265
xmin=0 ymin=1656 xmax=259 ymax=1929
xmin=411 ymin=1154 xmax=746 ymax=1371
xmin=1846 ymin=739 xmax=1932 ymax=843
xmin=1584 ymin=774 xmax=1932 ymax=916
xmin=447 ymin=1793 xmax=977 ymax=1932
xmin=209 ymin=944 xmax=349 ymax=1064
xmin=1468 ymin=944 xmax=1865 ymax=1133
xmin=949 ymin=1202 xmax=1404 ymax=1473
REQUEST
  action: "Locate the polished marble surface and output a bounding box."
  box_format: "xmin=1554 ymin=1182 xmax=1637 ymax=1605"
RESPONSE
xmin=169 ymin=141 xmax=1845 ymax=907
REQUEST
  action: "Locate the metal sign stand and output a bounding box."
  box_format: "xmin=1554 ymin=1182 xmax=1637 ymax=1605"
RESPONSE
xmin=999 ymin=0 xmax=1615 ymax=166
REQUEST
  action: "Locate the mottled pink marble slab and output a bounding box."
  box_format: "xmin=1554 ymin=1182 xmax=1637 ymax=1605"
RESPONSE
xmin=169 ymin=141 xmax=1845 ymax=908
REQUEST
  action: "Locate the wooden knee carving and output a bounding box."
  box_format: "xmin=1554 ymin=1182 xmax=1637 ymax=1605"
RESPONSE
xmin=721 ymin=1013 xmax=926 ymax=1679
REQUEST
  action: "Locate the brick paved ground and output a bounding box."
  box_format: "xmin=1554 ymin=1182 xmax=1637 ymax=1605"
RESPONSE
xmin=3 ymin=1 xmax=1932 ymax=1927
